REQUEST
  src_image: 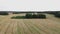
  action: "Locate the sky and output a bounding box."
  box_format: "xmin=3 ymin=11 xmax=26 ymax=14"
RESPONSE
xmin=0 ymin=0 xmax=60 ymax=11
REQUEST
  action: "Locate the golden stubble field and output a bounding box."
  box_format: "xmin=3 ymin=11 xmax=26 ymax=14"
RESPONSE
xmin=0 ymin=13 xmax=60 ymax=34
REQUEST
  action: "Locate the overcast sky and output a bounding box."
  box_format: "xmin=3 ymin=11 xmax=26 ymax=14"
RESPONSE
xmin=0 ymin=0 xmax=60 ymax=11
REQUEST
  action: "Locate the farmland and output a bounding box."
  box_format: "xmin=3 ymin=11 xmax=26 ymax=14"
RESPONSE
xmin=0 ymin=13 xmax=60 ymax=34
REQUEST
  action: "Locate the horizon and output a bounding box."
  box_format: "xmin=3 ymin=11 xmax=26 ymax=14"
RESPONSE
xmin=0 ymin=11 xmax=60 ymax=12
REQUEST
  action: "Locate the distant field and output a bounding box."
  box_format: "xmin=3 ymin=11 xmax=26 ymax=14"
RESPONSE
xmin=0 ymin=14 xmax=60 ymax=34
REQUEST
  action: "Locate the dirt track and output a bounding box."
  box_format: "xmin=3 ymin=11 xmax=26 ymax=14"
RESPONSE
xmin=0 ymin=14 xmax=60 ymax=34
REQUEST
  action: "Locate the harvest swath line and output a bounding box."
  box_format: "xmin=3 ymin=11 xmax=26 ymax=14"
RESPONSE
xmin=35 ymin=19 xmax=60 ymax=34
xmin=17 ymin=19 xmax=25 ymax=34
xmin=45 ymin=19 xmax=60 ymax=34
xmin=0 ymin=16 xmax=9 ymax=25
xmin=25 ymin=19 xmax=50 ymax=34
xmin=0 ymin=16 xmax=10 ymax=32
xmin=17 ymin=21 xmax=21 ymax=34
xmin=0 ymin=13 xmax=60 ymax=34
xmin=23 ymin=20 xmax=35 ymax=34
xmin=31 ymin=19 xmax=54 ymax=34
xmin=29 ymin=19 xmax=49 ymax=34
xmin=19 ymin=19 xmax=32 ymax=34
xmin=0 ymin=21 xmax=11 ymax=34
xmin=12 ymin=20 xmax=17 ymax=34
xmin=23 ymin=19 xmax=41 ymax=34
xmin=5 ymin=21 xmax=14 ymax=34
xmin=4 ymin=21 xmax=12 ymax=34
xmin=0 ymin=15 xmax=13 ymax=34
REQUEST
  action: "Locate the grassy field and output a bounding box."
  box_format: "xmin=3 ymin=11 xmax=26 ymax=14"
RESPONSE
xmin=0 ymin=13 xmax=60 ymax=34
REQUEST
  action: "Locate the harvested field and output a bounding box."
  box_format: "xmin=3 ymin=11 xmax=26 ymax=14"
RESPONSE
xmin=0 ymin=14 xmax=60 ymax=34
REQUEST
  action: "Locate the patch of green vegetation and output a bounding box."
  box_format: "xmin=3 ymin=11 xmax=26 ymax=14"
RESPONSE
xmin=11 ymin=13 xmax=46 ymax=19
xmin=47 ymin=12 xmax=60 ymax=18
xmin=11 ymin=16 xmax=25 ymax=19
xmin=0 ymin=12 xmax=8 ymax=15
xmin=54 ymin=13 xmax=60 ymax=18
xmin=25 ymin=13 xmax=33 ymax=18
xmin=25 ymin=13 xmax=46 ymax=19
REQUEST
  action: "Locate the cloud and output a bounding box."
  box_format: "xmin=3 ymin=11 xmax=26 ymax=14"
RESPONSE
xmin=0 ymin=0 xmax=60 ymax=11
